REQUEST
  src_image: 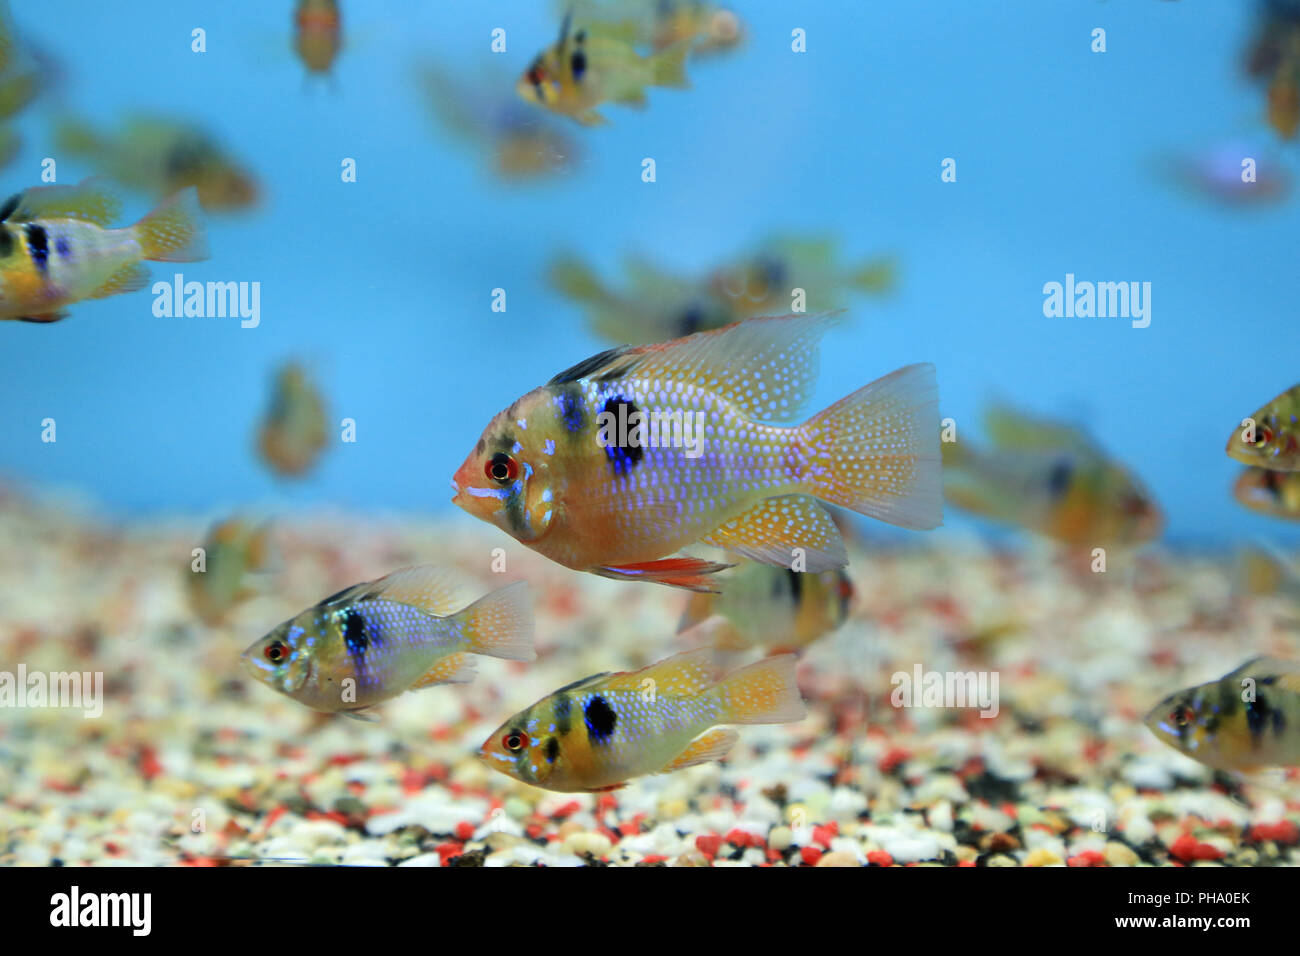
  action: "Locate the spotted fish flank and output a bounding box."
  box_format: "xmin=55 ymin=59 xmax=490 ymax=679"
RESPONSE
xmin=452 ymin=312 xmax=942 ymax=592
xmin=1144 ymin=657 xmax=1300 ymax=772
xmin=478 ymin=638 xmax=806 ymax=792
xmin=240 ymin=566 xmax=534 ymax=720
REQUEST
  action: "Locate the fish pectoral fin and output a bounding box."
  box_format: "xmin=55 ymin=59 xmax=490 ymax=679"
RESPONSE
xmin=660 ymin=728 xmax=739 ymax=773
xmin=88 ymin=262 xmax=150 ymax=299
xmin=593 ymin=556 xmax=733 ymax=592
xmin=409 ymin=652 xmax=477 ymax=689
xmin=611 ymin=86 xmax=647 ymax=107
xmin=575 ymin=109 xmax=608 ymax=127
xmin=341 ymin=707 xmax=381 ymax=722
xmin=701 ymin=495 xmax=847 ymax=572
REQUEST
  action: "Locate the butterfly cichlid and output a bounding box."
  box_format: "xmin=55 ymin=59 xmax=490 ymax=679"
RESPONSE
xmin=942 ymin=404 xmax=1162 ymax=547
xmin=679 ymin=561 xmax=853 ymax=654
xmin=1145 ymin=657 xmax=1300 ymax=772
xmin=241 ymin=566 xmax=534 ymax=721
xmin=295 ymin=0 xmax=342 ymax=78
xmin=518 ymin=11 xmax=690 ymax=126
xmin=479 ymin=642 xmax=805 ymax=791
xmin=1227 ymin=382 xmax=1300 ymax=471
xmin=451 ymin=311 xmax=942 ymax=592
xmin=1234 ymin=466 xmax=1300 ymax=520
xmin=0 ymin=179 xmax=207 ymax=324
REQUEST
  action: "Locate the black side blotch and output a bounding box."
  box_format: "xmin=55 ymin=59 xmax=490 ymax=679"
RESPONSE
xmin=584 ymin=694 xmax=617 ymax=743
xmin=343 ymin=608 xmax=369 ymax=656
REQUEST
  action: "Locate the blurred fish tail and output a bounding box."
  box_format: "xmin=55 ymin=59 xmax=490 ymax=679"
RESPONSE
xmin=454 ymin=580 xmax=535 ymax=661
xmin=133 ymin=187 xmax=208 ymax=262
xmin=650 ymin=38 xmax=691 ymax=88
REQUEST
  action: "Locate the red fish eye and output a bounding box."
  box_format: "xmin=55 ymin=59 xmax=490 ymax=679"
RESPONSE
xmin=1257 ymin=427 xmax=1273 ymax=446
xmin=1170 ymin=707 xmax=1190 ymax=728
xmin=264 ymin=641 xmax=286 ymax=663
xmin=503 ymin=731 xmax=529 ymax=752
xmin=486 ymin=453 xmax=519 ymax=483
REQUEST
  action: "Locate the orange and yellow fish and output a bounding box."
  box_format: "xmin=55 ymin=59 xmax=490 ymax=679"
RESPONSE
xmin=1234 ymin=466 xmax=1300 ymax=520
xmin=242 ymin=566 xmax=534 ymax=721
xmin=479 ymin=644 xmax=804 ymax=791
xmin=1227 ymin=382 xmax=1300 ymax=471
xmin=452 ymin=312 xmax=942 ymax=591
xmin=257 ymin=362 xmax=328 ymax=478
xmin=0 ymin=179 xmax=207 ymax=324
xmin=942 ymin=405 xmax=1162 ymax=547
xmin=518 ymin=11 xmax=690 ymax=126
xmin=295 ymin=0 xmax=343 ymax=78
xmin=679 ymin=562 xmax=853 ymax=654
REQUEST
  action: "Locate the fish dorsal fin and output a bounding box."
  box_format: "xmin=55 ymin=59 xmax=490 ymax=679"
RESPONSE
xmin=602 ymin=647 xmax=719 ymax=696
xmin=11 ymin=177 xmax=121 ymax=226
xmin=565 ymin=311 xmax=845 ymax=424
xmin=548 ymin=346 xmax=634 ymax=385
xmin=983 ymin=405 xmax=1098 ymax=457
xmin=1227 ymin=656 xmax=1300 ymax=694
xmin=552 ymin=671 xmax=614 ymax=695
xmin=321 ymin=565 xmax=471 ymax=618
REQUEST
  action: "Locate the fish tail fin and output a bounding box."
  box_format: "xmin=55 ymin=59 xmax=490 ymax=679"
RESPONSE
xmin=798 ymin=362 xmax=942 ymax=531
xmin=709 ymin=653 xmax=806 ymax=725
xmin=133 ymin=187 xmax=209 ymax=262
xmin=453 ymin=580 xmax=535 ymax=661
xmin=650 ymin=39 xmax=691 ymax=89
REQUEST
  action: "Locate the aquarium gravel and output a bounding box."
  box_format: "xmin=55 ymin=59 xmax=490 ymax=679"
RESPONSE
xmin=2 ymin=488 xmax=1297 ymax=868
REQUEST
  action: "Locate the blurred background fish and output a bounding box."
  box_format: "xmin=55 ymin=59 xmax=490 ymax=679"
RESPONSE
xmin=1234 ymin=466 xmax=1300 ymax=520
xmin=185 ymin=517 xmax=275 ymax=626
xmin=54 ymin=113 xmax=260 ymax=212
xmin=517 ymin=10 xmax=690 ymax=126
xmin=551 ymin=234 xmax=896 ymax=345
xmin=1158 ymin=141 xmax=1290 ymax=205
xmin=294 ymin=0 xmax=343 ymax=80
xmin=1244 ymin=0 xmax=1300 ymax=138
xmin=678 ymin=561 xmax=853 ymax=655
xmin=558 ymin=0 xmax=745 ymax=59
xmin=942 ymin=405 xmax=1163 ymax=547
xmin=0 ymin=0 xmax=41 ymax=169
xmin=416 ymin=61 xmax=579 ymax=181
xmin=1226 ymin=382 xmax=1300 ymax=470
xmin=257 ymin=362 xmax=328 ymax=478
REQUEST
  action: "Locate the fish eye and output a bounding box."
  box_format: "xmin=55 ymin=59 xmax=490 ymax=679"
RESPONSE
xmin=485 ymin=452 xmax=519 ymax=484
xmin=502 ymin=730 xmax=529 ymax=752
xmin=1255 ymin=426 xmax=1273 ymax=446
xmin=1170 ymin=706 xmax=1191 ymax=728
xmin=264 ymin=640 xmax=288 ymax=664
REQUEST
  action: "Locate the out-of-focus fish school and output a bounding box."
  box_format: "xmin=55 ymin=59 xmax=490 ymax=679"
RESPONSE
xmin=2 ymin=0 xmax=1300 ymax=908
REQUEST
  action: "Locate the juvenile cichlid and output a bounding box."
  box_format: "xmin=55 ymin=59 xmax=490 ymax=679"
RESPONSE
xmin=1227 ymin=382 xmax=1300 ymax=471
xmin=479 ymin=643 xmax=804 ymax=791
xmin=942 ymin=405 xmax=1162 ymax=547
xmin=518 ymin=11 xmax=690 ymax=126
xmin=295 ymin=0 xmax=342 ymax=77
xmin=242 ymin=566 xmax=534 ymax=720
xmin=452 ymin=312 xmax=942 ymax=591
xmin=0 ymin=179 xmax=207 ymax=324
xmin=257 ymin=363 xmax=328 ymax=478
xmin=186 ymin=518 xmax=274 ymax=626
xmin=1145 ymin=657 xmax=1300 ymax=772
xmin=679 ymin=561 xmax=853 ymax=654
xmin=1234 ymin=466 xmax=1300 ymax=520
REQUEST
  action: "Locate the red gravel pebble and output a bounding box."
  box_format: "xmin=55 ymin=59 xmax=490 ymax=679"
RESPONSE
xmin=1249 ymin=821 xmax=1299 ymax=845
xmin=435 ymin=842 xmax=463 ymax=863
xmin=695 ymin=834 xmax=722 ymax=858
xmin=800 ymin=845 xmax=823 ymax=865
xmin=867 ymin=850 xmax=893 ymax=867
xmin=1169 ymin=833 xmax=1224 ymax=863
xmin=1067 ymin=850 xmax=1106 ymax=867
xmin=879 ymin=747 xmax=911 ymax=774
xmin=454 ymin=821 xmax=475 ymax=841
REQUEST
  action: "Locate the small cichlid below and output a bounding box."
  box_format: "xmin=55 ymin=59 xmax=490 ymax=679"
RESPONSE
xmin=0 ymin=178 xmax=207 ymax=323
xmin=479 ymin=639 xmax=805 ymax=791
xmin=1145 ymin=657 xmax=1300 ymax=772
xmin=257 ymin=362 xmax=328 ymax=478
xmin=1234 ymin=466 xmax=1300 ymax=520
xmin=452 ymin=311 xmax=942 ymax=591
xmin=679 ymin=561 xmax=853 ymax=654
xmin=1226 ymin=382 xmax=1300 ymax=471
xmin=241 ymin=566 xmax=534 ymax=720
xmin=185 ymin=518 xmax=274 ymax=626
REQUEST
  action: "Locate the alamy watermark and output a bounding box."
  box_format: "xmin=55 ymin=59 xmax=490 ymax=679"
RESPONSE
xmin=1042 ymin=273 xmax=1151 ymax=329
xmin=153 ymin=273 xmax=261 ymax=328
xmin=595 ymin=402 xmax=706 ymax=459
xmin=0 ymin=665 xmax=103 ymax=718
xmin=890 ymin=664 xmax=999 ymax=718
